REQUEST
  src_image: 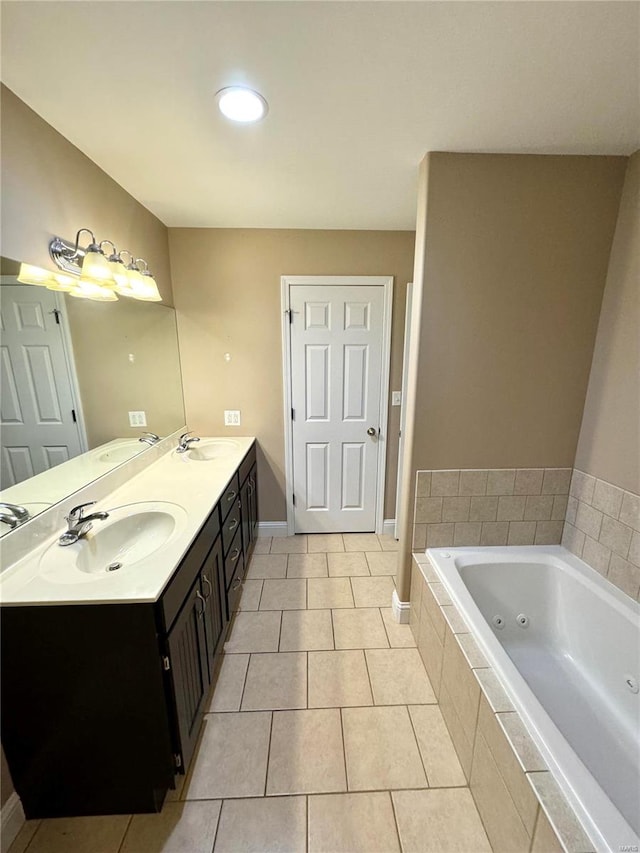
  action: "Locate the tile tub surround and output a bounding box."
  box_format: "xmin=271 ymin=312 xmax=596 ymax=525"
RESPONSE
xmin=412 ymin=468 xmax=570 ymax=551
xmin=562 ymin=469 xmax=640 ymax=601
xmin=410 ymin=553 xmax=596 ymax=853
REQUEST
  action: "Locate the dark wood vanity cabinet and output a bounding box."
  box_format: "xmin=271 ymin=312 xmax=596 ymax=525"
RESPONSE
xmin=1 ymin=441 xmax=258 ymax=819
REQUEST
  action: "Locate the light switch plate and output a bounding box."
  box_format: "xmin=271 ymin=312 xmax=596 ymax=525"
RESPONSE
xmin=224 ymin=410 xmax=241 ymax=426
xmin=128 ymin=411 xmax=147 ymax=427
xmin=391 ymin=391 xmax=402 ymax=406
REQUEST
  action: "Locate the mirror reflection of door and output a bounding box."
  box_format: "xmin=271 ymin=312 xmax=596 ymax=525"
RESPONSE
xmin=1 ymin=285 xmax=85 ymax=487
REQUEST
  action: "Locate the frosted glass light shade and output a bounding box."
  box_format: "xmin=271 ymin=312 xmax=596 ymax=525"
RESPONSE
xmin=46 ymin=273 xmax=77 ymax=292
xmin=17 ymin=263 xmax=55 ymax=287
xmin=108 ymin=258 xmax=130 ymax=290
xmin=81 ymin=248 xmax=116 ymax=287
xmin=68 ymin=279 xmax=118 ymax=301
xmin=136 ymin=273 xmax=162 ymax=302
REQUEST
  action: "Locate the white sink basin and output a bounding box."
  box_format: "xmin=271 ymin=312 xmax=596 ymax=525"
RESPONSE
xmin=39 ymin=501 xmax=187 ymax=583
xmin=96 ymin=444 xmax=142 ymax=465
xmin=183 ymin=439 xmax=241 ymax=461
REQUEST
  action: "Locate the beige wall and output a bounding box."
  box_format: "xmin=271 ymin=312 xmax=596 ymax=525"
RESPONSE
xmin=0 ymin=86 xmax=173 ymax=306
xmin=413 ymin=153 xmax=627 ymax=471
xmin=66 ymin=297 xmax=185 ymax=448
xmin=574 ymin=151 xmax=640 ymax=494
xmin=168 ymin=229 xmax=415 ymax=521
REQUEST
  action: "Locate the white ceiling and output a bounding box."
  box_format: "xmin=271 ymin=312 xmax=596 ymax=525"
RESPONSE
xmin=2 ymin=1 xmax=638 ymax=230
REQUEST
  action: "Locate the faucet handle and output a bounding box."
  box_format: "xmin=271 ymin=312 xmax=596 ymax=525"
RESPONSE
xmin=179 ymin=431 xmax=193 ymax=442
xmin=66 ymin=501 xmax=96 ymax=523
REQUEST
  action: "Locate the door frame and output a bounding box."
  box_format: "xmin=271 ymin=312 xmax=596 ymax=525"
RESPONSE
xmin=281 ymin=275 xmax=394 ymax=536
xmin=395 ymin=282 xmax=413 ymax=539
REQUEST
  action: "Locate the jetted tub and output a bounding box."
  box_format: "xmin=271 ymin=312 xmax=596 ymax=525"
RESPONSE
xmin=425 ymin=545 xmax=640 ymax=853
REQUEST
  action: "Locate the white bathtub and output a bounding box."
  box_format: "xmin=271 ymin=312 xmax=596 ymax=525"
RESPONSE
xmin=426 ymin=544 xmax=640 ymax=853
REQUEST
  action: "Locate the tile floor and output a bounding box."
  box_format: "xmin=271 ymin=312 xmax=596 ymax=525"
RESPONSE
xmin=10 ymin=534 xmax=492 ymax=853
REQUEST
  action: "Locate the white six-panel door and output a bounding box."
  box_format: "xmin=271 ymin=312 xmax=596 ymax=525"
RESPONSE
xmin=288 ymin=283 xmax=388 ymax=533
xmin=1 ymin=286 xmax=84 ymax=487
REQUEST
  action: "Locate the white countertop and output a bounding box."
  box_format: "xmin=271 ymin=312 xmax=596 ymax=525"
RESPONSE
xmin=0 ymin=437 xmax=256 ymax=606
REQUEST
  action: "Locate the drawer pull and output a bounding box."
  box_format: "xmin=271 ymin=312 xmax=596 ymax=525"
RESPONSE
xmin=228 ymin=518 xmax=239 ymax=532
xmin=232 ymin=578 xmax=242 ymax=591
xmin=227 ymin=490 xmax=237 ymax=502
xmin=202 ymin=573 xmax=212 ymax=600
xmin=230 ymin=548 xmax=241 ymax=563
xmin=195 ymin=589 xmax=206 ymax=617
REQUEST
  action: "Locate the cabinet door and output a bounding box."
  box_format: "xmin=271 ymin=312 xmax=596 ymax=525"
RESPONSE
xmin=166 ymin=583 xmax=210 ymax=772
xmin=240 ymin=476 xmax=251 ymax=561
xmin=249 ymin=464 xmax=259 ymax=539
xmin=200 ymin=537 xmax=224 ymax=680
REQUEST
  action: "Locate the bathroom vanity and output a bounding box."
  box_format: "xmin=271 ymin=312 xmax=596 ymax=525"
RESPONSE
xmin=0 ymin=438 xmax=258 ymax=818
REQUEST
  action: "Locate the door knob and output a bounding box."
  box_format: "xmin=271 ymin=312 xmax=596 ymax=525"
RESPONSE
xmin=367 ymin=427 xmax=376 ymax=436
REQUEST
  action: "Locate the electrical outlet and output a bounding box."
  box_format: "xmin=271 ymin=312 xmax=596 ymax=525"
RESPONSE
xmin=128 ymin=411 xmax=147 ymax=427
xmin=224 ymin=410 xmax=241 ymax=426
xmin=391 ymin=391 xmax=402 ymax=406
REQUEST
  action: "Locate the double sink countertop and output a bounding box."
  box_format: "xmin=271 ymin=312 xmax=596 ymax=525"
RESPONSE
xmin=0 ymin=437 xmax=256 ymax=607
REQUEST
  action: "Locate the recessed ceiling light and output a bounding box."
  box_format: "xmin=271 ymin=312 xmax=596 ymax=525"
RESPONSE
xmin=216 ymin=87 xmax=268 ymax=123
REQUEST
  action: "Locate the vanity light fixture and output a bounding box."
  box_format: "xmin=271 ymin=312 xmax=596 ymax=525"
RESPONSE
xmin=216 ymin=86 xmax=268 ymax=123
xmin=46 ymin=229 xmax=162 ymax=302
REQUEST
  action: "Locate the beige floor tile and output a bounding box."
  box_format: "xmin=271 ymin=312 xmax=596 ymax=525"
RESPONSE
xmin=308 ymin=650 xmax=373 ymax=707
xmin=377 ymin=534 xmax=400 ymax=551
xmin=208 ymin=653 xmax=249 ymax=712
xmin=366 ymin=551 xmax=398 ymax=575
xmin=245 ymin=554 xmax=288 ymax=579
xmin=343 ymin=533 xmax=381 ymax=551
xmin=121 ymin=801 xmax=221 ymax=853
xmin=342 ymin=706 xmax=427 ymax=790
xmin=267 ymin=709 xmax=346 ymax=795
xmin=365 ymin=648 xmax=436 ymax=704
xmin=252 ymin=537 xmax=271 ymax=554
xmin=184 ymin=712 xmax=271 ymax=799
xmin=23 ymin=815 xmax=131 ymax=853
xmin=259 ymin=578 xmax=307 ymax=610
xmin=224 ymin=611 xmax=281 ymax=653
xmin=308 ymin=792 xmax=401 ymax=853
xmin=351 ymin=576 xmax=395 ymax=607
xmin=409 ymin=705 xmax=466 ymax=786
xmin=328 ymin=552 xmax=370 ymax=576
xmin=214 ymin=796 xmax=306 ymax=853
xmin=8 ymin=821 xmax=41 ymax=853
xmin=270 ymin=535 xmax=308 ymax=554
xmin=235 ymin=579 xmax=263 ymax=611
xmin=287 ymin=552 xmax=328 ymax=577
xmin=392 ymin=788 xmax=491 ymax=852
xmin=241 ymin=652 xmax=307 ymax=710
xmin=380 ymin=608 xmax=417 ymax=647
xmin=279 ymin=609 xmax=334 ymax=651
xmin=308 ymin=577 xmax=355 ymax=609
xmin=308 ymin=533 xmax=345 ymax=552
xmin=332 ymin=608 xmax=389 ymax=649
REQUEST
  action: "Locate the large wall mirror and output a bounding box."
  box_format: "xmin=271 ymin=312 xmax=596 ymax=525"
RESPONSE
xmin=0 ymin=256 xmax=185 ymax=536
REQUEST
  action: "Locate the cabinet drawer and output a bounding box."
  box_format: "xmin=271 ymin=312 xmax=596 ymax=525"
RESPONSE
xmin=222 ymin=500 xmax=242 ymax=555
xmin=220 ymin=473 xmax=240 ymax=522
xmin=160 ymin=509 xmax=220 ymax=632
xmin=224 ymin=529 xmax=243 ymax=589
xmin=239 ymin=442 xmax=257 ymax=487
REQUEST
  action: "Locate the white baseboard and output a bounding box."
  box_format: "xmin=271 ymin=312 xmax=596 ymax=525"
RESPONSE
xmin=257 ymin=522 xmax=289 ymax=538
xmin=1 ymin=792 xmax=25 ymax=851
xmin=258 ymin=520 xmax=398 ymax=539
xmin=392 ymin=589 xmax=411 ymax=624
xmin=382 ymin=519 xmax=396 ymax=537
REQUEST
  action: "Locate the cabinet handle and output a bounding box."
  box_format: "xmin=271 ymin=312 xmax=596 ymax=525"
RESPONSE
xmin=232 ymin=578 xmax=242 ymax=591
xmin=202 ymin=573 xmax=212 ymax=600
xmin=230 ymin=548 xmax=240 ymax=563
xmin=195 ymin=589 xmax=206 ymax=617
xmin=227 ymin=490 xmax=237 ymax=502
xmin=248 ymin=482 xmax=253 ymax=496
xmin=228 ymin=518 xmax=239 ymax=532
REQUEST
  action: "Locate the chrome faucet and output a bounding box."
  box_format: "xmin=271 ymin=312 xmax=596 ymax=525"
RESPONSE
xmin=176 ymin=431 xmax=200 ymax=454
xmin=59 ymin=501 xmax=109 ymax=546
xmin=0 ymin=503 xmax=30 ymax=529
xmin=139 ymin=432 xmax=161 ymax=446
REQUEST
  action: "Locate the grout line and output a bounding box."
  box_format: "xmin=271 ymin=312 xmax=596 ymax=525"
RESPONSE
xmin=378 ymin=606 xmax=393 ymax=648
xmin=115 ymin=814 xmax=134 ymax=853
xmin=362 ymin=648 xmax=377 ymax=704
xmin=238 ymin=653 xmax=251 ymax=711
xmin=180 ymin=783 xmax=472 ymax=805
xmin=207 ymin=700 xmax=440 ymax=714
xmin=305 ymin=793 xmax=309 ymax=853
xmin=256 ymin=579 xmax=265 ymax=610
xmin=388 ymin=789 xmax=404 ymax=852
xmin=339 ymin=707 xmax=349 ymax=792
xmin=277 ymin=610 xmax=283 ymax=652
xmin=211 ymin=799 xmax=224 ymax=851
xmin=406 ymin=704 xmax=430 ymax=787
xmin=263 ymin=711 xmax=275 ymax=796
xmin=329 ymin=608 xmax=336 ymax=650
